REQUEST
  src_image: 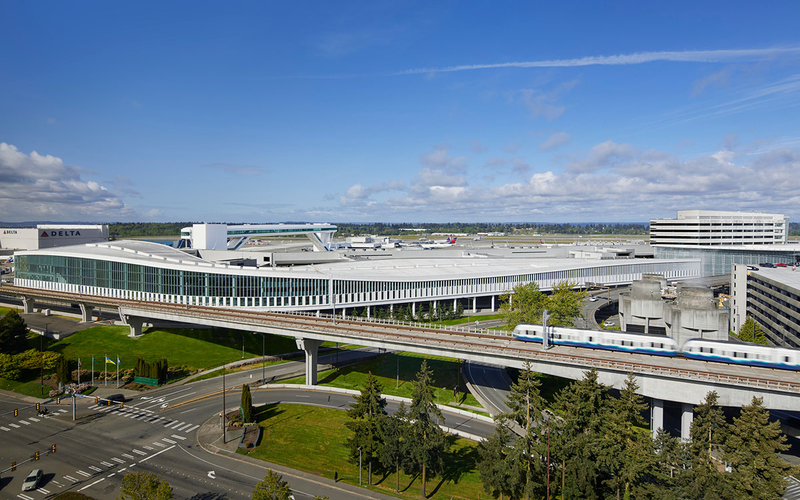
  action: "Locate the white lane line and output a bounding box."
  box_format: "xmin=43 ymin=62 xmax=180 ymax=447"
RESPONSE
xmin=170 ymin=434 xmax=187 ymax=440
xmin=183 ymin=424 xmax=200 ymax=433
xmin=111 ymin=457 xmax=125 ymax=463
xmin=165 ymin=421 xmax=183 ymax=429
xmin=88 ymin=466 xmax=102 ymax=472
xmin=64 ymin=475 xmax=79 ymax=483
xmin=18 ymin=494 xmax=34 ymax=500
xmin=88 ymin=404 xmax=100 ymax=409
xmin=121 ymin=453 xmax=135 ymax=459
xmin=36 ymin=488 xmax=50 ymax=495
xmin=19 ymin=420 xmax=30 ymax=425
xmin=78 ymin=478 xmax=105 ymax=491
xmin=142 ymin=445 xmax=154 ymax=450
xmin=138 ymin=444 xmax=175 ymax=463
xmin=180 ymin=407 xmax=197 ymax=414
xmin=57 ymin=408 xmax=67 ymax=413
xmin=131 ymin=449 xmax=147 ymax=455
xmin=296 ymin=395 xmax=310 ymax=398
xmin=28 ymin=417 xmax=40 ymax=422
xmin=162 ymin=438 xmax=176 ymax=444
xmin=76 ymin=470 xmax=91 ymax=477
xmin=175 ymin=423 xmax=193 ymax=431
xmin=100 ymin=461 xmax=114 ymax=467
xmin=8 ymin=423 xmax=19 ymax=428
xmin=152 ymin=441 xmax=166 ymax=448
xmin=0 ymin=426 xmax=9 ymax=431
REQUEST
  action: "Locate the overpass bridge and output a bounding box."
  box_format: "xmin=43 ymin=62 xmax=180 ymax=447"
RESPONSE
xmin=4 ymin=284 xmax=799 ymax=439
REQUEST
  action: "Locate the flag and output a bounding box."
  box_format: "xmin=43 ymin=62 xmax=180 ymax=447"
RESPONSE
xmin=117 ymin=355 xmax=121 ymax=365
xmin=78 ymin=358 xmax=82 ymax=367
xmin=105 ymin=356 xmax=116 ymax=365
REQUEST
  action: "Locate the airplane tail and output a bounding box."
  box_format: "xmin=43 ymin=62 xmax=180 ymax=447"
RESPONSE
xmin=448 ymin=235 xmax=457 ymax=244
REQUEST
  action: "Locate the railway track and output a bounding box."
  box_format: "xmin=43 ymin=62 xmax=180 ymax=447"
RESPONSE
xmin=4 ymin=285 xmax=799 ymax=394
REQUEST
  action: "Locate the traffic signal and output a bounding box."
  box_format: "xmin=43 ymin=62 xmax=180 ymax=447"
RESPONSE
xmin=34 ymin=451 xmax=39 ymax=461
xmin=36 ymin=403 xmax=40 ymax=410
xmin=95 ymin=397 xmax=99 ymax=403
xmin=14 ymin=409 xmax=18 ymax=417
xmin=56 ymin=397 xmax=61 ymax=404
xmin=51 ymin=444 xmax=56 ymax=454
xmin=119 ymin=402 xmax=123 ymax=409
xmin=11 ymin=461 xmax=16 ymax=471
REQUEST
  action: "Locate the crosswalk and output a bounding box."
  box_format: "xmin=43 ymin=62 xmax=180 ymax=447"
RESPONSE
xmin=786 ymin=476 xmax=800 ymax=500
xmin=1 ymin=408 xmax=68 ymax=432
xmin=87 ymin=404 xmax=199 ymax=433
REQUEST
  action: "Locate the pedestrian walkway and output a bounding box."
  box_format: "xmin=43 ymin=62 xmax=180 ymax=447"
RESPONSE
xmin=0 ymin=408 xmax=68 ymax=433
xmin=87 ymin=404 xmax=200 ymax=434
xmin=786 ymin=476 xmax=800 ymax=500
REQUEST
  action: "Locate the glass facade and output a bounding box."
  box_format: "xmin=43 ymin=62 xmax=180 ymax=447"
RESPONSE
xmin=15 ymin=253 xmax=700 ymax=310
xmin=655 ymin=246 xmax=800 ymax=277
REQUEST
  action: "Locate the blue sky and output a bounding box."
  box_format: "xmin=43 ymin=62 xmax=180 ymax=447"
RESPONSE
xmin=2 ymin=1 xmax=800 ymax=223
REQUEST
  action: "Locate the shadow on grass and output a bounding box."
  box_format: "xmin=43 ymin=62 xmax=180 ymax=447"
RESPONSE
xmin=164 ymin=328 xmax=297 ymax=357
xmin=428 ymin=435 xmax=479 ymax=497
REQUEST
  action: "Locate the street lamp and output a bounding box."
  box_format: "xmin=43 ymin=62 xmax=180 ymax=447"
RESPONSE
xmin=41 ymin=324 xmax=47 ymax=395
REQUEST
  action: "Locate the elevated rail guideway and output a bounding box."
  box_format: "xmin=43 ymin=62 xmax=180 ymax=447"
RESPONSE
xmin=4 ymin=285 xmax=799 ymax=419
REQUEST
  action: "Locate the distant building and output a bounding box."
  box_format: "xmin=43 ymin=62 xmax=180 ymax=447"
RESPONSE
xmin=619 ymin=274 xmax=729 ymax=347
xmin=730 ymin=263 xmax=800 ymax=349
xmin=0 ymin=224 xmax=109 ymax=251
xmin=650 ymin=210 xmax=788 ymax=246
xmin=651 ymin=210 xmax=797 ymax=276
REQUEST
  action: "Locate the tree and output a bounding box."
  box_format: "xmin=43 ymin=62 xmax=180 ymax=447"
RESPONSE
xmin=345 ymin=372 xmax=387 ymax=485
xmin=545 ymin=281 xmax=586 ymax=327
xmin=736 ymin=316 xmax=767 ymax=344
xmin=56 ymin=357 xmax=71 ymax=385
xmin=0 ymin=310 xmax=29 ymax=354
xmin=241 ymin=383 xmax=254 ymax=423
xmin=499 ymin=282 xmax=547 ymax=330
xmin=252 ymin=470 xmax=292 ymax=500
xmin=503 ymin=361 xmax=547 ymax=500
xmin=379 ymin=403 xmax=410 ymax=493
xmin=118 ymin=471 xmax=173 ymax=500
xmin=684 ymin=391 xmax=731 ymax=500
xmin=406 ymin=360 xmax=448 ymax=498
xmin=478 ymin=420 xmax=519 ymax=500
xmin=723 ymin=397 xmax=793 ymax=500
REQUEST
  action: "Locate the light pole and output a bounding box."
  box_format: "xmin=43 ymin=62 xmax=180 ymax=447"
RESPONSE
xmin=41 ymin=324 xmax=47 ymax=395
xmin=222 ymin=362 xmax=227 ymax=443
xmin=358 ymin=446 xmax=362 ymax=485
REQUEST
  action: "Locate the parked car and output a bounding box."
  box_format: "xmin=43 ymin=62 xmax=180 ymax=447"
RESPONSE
xmin=105 ymin=393 xmax=125 ymax=405
xmin=22 ymin=469 xmax=42 ymax=491
xmin=747 ymin=265 xmax=760 ymax=271
xmin=758 ymin=263 xmax=777 ymax=268
xmin=776 ymin=263 xmax=788 ymax=267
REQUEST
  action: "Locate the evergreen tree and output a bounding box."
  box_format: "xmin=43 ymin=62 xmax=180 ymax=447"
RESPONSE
xmin=379 ymin=403 xmax=410 ymax=493
xmin=634 ymin=428 xmax=687 ymax=500
xmin=56 ymin=357 xmax=71 ymax=385
xmin=736 ymin=316 xmax=767 ymax=344
xmin=252 ymin=470 xmax=292 ymax=500
xmin=553 ymin=368 xmax=610 ymax=500
xmin=241 ymin=384 xmax=254 ymax=423
xmin=0 ymin=310 xmax=29 ymax=354
xmin=723 ymin=397 xmax=793 ymax=500
xmin=406 ymin=360 xmax=448 ymax=498
xmin=477 ymin=420 xmax=520 ymax=500
xmin=345 ymin=372 xmax=387 ymax=485
xmin=684 ymin=391 xmax=731 ymax=500
xmin=503 ymin=361 xmax=547 ymax=500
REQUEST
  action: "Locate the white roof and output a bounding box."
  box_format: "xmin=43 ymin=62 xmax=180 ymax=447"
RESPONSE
xmin=750 ymin=267 xmax=800 ymax=293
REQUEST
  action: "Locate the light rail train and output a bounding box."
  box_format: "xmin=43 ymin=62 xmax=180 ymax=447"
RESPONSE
xmin=512 ymin=323 xmax=800 ymax=371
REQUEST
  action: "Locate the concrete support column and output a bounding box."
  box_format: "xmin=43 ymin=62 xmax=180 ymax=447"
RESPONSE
xmin=367 ymin=306 xmax=371 ymax=319
xmin=295 ymin=338 xmax=323 ymax=385
xmin=453 ymin=299 xmax=457 ymax=311
xmin=121 ymin=315 xmax=145 ymax=337
xmin=651 ymin=399 xmax=664 ymax=438
xmin=491 ymin=295 xmax=496 ymax=311
xmin=433 ymin=301 xmax=437 ymax=312
xmin=342 ymin=308 xmax=346 ymax=319
xmin=78 ymin=303 xmax=94 ymax=323
xmin=316 ymin=310 xmax=320 ymax=317
xmin=681 ymin=403 xmax=694 ymax=441
xmin=412 ymin=302 xmax=416 ymax=316
xmin=22 ymin=296 xmax=35 ymax=314
xmin=472 ymin=297 xmax=477 ymax=313
xmin=389 ymin=304 xmax=393 ymax=314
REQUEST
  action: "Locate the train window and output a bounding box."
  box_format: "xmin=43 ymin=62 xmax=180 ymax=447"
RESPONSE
xmin=588 ymin=336 xmax=593 ymax=342
xmin=709 ymin=348 xmax=715 ymax=354
xmin=785 ymin=356 xmax=791 ymax=363
xmin=743 ymin=352 xmax=748 ymax=359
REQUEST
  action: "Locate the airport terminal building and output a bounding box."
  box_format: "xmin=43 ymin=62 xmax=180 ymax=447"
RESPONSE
xmin=0 ymin=225 xmax=109 ymax=250
xmin=12 ymin=240 xmax=701 ymax=313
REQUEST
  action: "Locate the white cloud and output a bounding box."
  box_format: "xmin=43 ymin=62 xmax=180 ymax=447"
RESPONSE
xmin=0 ymin=142 xmax=131 ymax=220
xmin=519 ymin=79 xmax=579 ymax=121
xmin=538 ymin=132 xmax=572 ymax=151
xmin=396 ymin=47 xmax=800 ymax=75
xmin=338 ymin=180 xmax=405 ymax=206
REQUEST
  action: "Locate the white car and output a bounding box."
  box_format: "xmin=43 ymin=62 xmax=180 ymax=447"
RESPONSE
xmin=22 ymin=469 xmax=42 ymax=491
xmin=589 ymin=297 xmax=599 ymax=302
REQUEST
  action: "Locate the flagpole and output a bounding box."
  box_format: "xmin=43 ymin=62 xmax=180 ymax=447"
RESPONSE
xmin=104 ymin=354 xmax=107 ymax=386
xmin=91 ymin=356 xmax=94 ymax=386
xmin=78 ymin=358 xmax=81 ymax=385
xmin=116 ymin=355 xmax=120 ymax=388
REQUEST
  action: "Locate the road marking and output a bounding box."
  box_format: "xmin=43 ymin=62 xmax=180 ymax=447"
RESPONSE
xmin=111 ymin=457 xmax=125 ymax=463
xmin=132 ymin=449 xmax=147 ymax=455
xmin=64 ymin=475 xmax=79 ymax=483
xmin=183 ymin=424 xmax=200 ymax=433
xmin=152 ymin=441 xmax=166 ymax=448
xmin=89 ymin=466 xmax=102 ymax=472
xmin=166 ymin=421 xmax=183 ymax=429
xmin=18 ymin=494 xmax=34 ymax=500
xmin=76 ymin=470 xmax=91 ymax=477
xmin=138 ymin=444 xmax=175 ymax=463
xmin=296 ymin=395 xmax=310 ymax=398
xmin=0 ymin=426 xmax=9 ymax=431
xmin=52 ymin=480 xmax=62 ymax=486
xmin=29 ymin=417 xmax=40 ymax=422
xmin=20 ymin=420 xmax=30 ymax=425
xmin=121 ymin=453 xmax=135 ymax=459
xmin=175 ymin=423 xmax=193 ymax=431
xmin=37 ymin=488 xmax=50 ymax=494
xmin=142 ymin=445 xmax=154 ymax=450
xmin=162 ymin=438 xmax=176 ymax=444
xmin=170 ymin=434 xmax=187 ymax=440
xmin=58 ymin=408 xmax=67 ymax=413
xmin=108 ymin=473 xmax=115 ymax=477
xmin=180 ymin=407 xmax=197 ymax=414
xmin=78 ymin=478 xmax=105 ymax=491
xmin=100 ymin=461 xmax=113 ymax=467
xmin=88 ymin=404 xmax=100 ymax=409
xmin=8 ymin=423 xmax=19 ymax=428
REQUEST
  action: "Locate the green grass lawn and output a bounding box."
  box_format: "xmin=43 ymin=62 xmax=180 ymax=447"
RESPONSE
xmin=243 ymin=403 xmax=485 ymax=500
xmin=431 ymin=313 xmax=505 ymax=327
xmin=0 ymin=377 xmax=55 ymax=398
xmin=46 ymin=326 xmax=299 ymax=371
xmin=279 ymin=352 xmax=483 ymax=409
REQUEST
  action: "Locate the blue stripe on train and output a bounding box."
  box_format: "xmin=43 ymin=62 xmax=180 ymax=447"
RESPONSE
xmin=513 ymin=334 xmax=678 ymax=357
xmin=682 ymin=352 xmax=800 ymax=371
